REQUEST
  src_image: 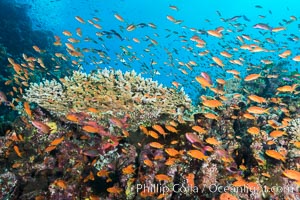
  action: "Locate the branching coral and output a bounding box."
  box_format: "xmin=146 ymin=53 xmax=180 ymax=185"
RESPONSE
xmin=23 ymin=69 xmax=191 ymax=128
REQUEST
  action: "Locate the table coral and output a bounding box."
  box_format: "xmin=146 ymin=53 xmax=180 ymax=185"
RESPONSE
xmin=23 ymin=69 xmax=191 ymax=129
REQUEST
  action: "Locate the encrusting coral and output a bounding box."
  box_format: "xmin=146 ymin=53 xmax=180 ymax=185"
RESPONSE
xmin=23 ymin=69 xmax=191 ymax=129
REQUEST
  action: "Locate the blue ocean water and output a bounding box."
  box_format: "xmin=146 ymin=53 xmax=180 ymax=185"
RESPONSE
xmin=15 ymin=0 xmax=300 ymax=102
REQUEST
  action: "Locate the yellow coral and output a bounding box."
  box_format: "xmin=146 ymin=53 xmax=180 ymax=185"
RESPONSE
xmin=46 ymin=122 xmax=58 ymax=134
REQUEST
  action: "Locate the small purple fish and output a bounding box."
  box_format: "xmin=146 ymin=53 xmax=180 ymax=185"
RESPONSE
xmin=82 ymin=149 xmax=99 ymax=157
xmin=185 ymin=132 xmax=202 ymax=144
xmin=32 ymin=120 xmax=51 ymax=134
xmin=282 ymin=77 xmax=292 ymax=81
xmin=253 ymin=23 xmax=272 ymax=31
xmin=226 ymin=166 xmax=242 ymax=175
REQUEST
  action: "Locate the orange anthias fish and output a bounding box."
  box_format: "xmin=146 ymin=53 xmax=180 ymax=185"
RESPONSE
xmin=82 ymin=125 xmax=99 ymax=133
xmin=45 ymin=145 xmax=57 ymax=153
xmin=265 ymin=150 xmax=286 ymax=162
xmin=152 ymin=124 xmax=167 ymax=137
xmin=247 ymin=127 xmax=260 ymax=135
xmin=195 ymin=76 xmax=212 ymax=89
xmin=114 ymin=13 xmax=125 ymax=22
xmin=139 ymin=125 xmax=148 ymax=135
xmin=283 ymin=169 xmax=300 ymax=181
xmin=13 ymin=145 xmax=22 ymax=157
xmin=276 ymin=84 xmax=298 ymax=94
xmin=292 ymin=55 xmax=300 ymax=61
xmin=279 ymin=50 xmax=291 ymax=58
xmin=126 ymin=24 xmax=136 ymax=31
xmin=244 ymin=73 xmax=260 ymax=81
xmin=62 ymin=30 xmax=72 ymax=37
xmin=246 ymin=182 xmax=261 ymax=191
xmin=220 ymin=51 xmax=233 ymax=58
xmin=187 ymin=149 xmax=208 ymax=160
xmin=149 ymin=142 xmax=164 ymax=149
xmin=191 ymin=126 xmax=207 ymax=134
xmin=107 ymin=186 xmax=123 ymax=194
xmin=144 ymin=159 xmax=154 ymax=167
xmin=219 ymin=192 xmax=238 ymax=200
xmin=247 ymin=106 xmax=269 ymax=114
xmin=248 ymin=95 xmax=267 ymax=103
xmin=32 ymin=45 xmax=43 ymax=53
xmin=269 ymin=130 xmax=286 ymax=138
xmin=83 ymin=171 xmax=95 ymax=183
xmin=23 ymin=102 xmax=32 ymax=118
xmin=148 ymin=130 xmax=159 ymax=139
xmin=226 ymin=69 xmax=240 ymax=75
xmin=216 ymin=78 xmax=226 ymax=85
xmin=186 ymin=173 xmax=195 ymax=187
xmin=204 ymin=113 xmax=219 ymax=120
xmin=97 ymin=169 xmax=110 ymax=177
xmin=50 ymin=137 xmax=64 ymax=146
xmin=165 ymin=157 xmax=177 ymax=165
xmin=155 ymin=174 xmax=171 ymax=182
xmin=122 ymin=164 xmax=135 ymax=175
xmin=169 ymin=5 xmax=179 ymax=11
xmin=202 ymin=99 xmax=223 ymax=108
xmin=53 ymin=179 xmax=67 ymax=189
xmin=205 ymin=137 xmax=220 ymax=145
xmin=75 ymin=16 xmax=85 ymax=23
xmin=243 ymin=113 xmax=256 ymax=120
xmin=232 ymin=179 xmax=248 ymax=187
xmin=165 ymin=125 xmax=178 ymax=133
xmin=207 ymin=30 xmax=223 ymax=38
xmin=66 ymin=113 xmax=80 ymax=123
xmin=212 ymin=56 xmax=225 ymax=67
xmin=165 ymin=148 xmax=180 ymax=157
xmin=166 ymin=15 xmax=177 ymax=23
xmin=271 ymin=26 xmax=285 ymax=32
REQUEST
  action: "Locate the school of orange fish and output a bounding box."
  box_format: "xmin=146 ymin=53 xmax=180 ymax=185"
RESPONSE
xmin=1 ymin=4 xmax=300 ymax=200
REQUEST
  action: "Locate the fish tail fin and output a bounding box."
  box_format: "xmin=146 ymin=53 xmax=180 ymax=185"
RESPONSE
xmin=266 ymin=108 xmax=271 ymax=115
xmin=292 ymin=84 xmax=299 ymax=92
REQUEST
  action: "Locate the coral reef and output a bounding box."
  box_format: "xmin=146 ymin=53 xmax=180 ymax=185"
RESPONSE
xmin=224 ymin=78 xmax=242 ymax=94
xmin=1 ymin=68 xmax=300 ymax=199
xmin=0 ymin=1 xmax=300 ymax=198
xmin=285 ymin=118 xmax=300 ymax=159
xmin=23 ymin=69 xmax=191 ymax=129
xmin=286 ymin=118 xmax=300 ymax=140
